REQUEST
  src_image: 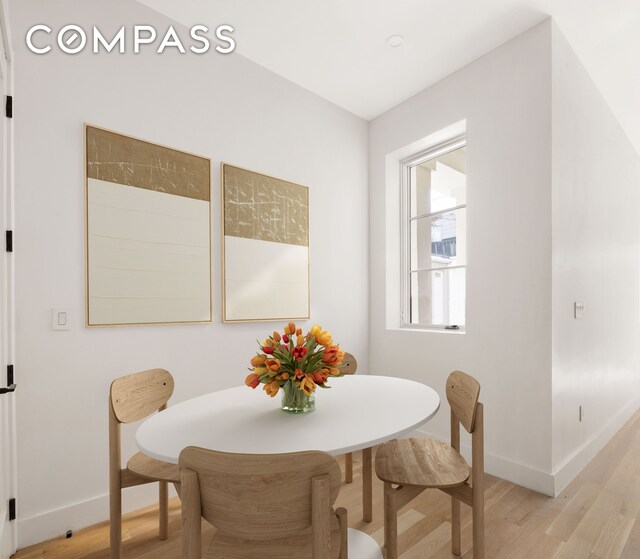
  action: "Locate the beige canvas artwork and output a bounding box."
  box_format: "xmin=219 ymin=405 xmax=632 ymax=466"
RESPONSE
xmin=222 ymin=164 xmax=310 ymax=322
xmin=85 ymin=125 xmax=212 ymax=326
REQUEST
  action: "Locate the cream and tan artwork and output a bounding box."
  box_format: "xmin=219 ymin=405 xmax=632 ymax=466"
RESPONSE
xmin=222 ymin=164 xmax=309 ymax=322
xmin=86 ymin=125 xmax=211 ymax=326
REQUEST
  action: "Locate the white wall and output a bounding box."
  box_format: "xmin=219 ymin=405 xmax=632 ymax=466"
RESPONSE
xmin=550 ymin=23 xmax=640 ymax=492
xmin=369 ymin=21 xmax=555 ymax=493
xmin=11 ymin=0 xmax=368 ymax=547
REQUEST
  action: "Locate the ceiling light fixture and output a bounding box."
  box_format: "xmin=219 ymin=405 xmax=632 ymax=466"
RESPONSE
xmin=387 ymin=35 xmax=404 ymax=48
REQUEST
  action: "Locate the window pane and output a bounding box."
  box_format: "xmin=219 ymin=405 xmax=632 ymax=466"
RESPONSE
xmin=409 ymin=268 xmax=466 ymax=327
xmin=410 ymin=207 xmax=466 ymax=271
xmin=410 ymin=146 xmax=466 ymax=217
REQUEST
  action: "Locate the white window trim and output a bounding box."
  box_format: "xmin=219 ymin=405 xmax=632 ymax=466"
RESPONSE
xmin=400 ymin=134 xmax=466 ymax=331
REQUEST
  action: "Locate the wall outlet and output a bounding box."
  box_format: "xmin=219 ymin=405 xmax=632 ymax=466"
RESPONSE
xmin=574 ymin=302 xmax=585 ymax=319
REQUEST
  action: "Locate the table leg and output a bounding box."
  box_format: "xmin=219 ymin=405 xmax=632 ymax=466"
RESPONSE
xmin=362 ymin=447 xmax=372 ymax=522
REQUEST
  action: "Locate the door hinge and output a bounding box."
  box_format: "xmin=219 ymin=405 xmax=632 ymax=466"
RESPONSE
xmin=6 ymin=230 xmax=12 ymax=252
xmin=5 ymin=95 xmax=12 ymax=118
xmin=9 ymin=498 xmax=16 ymax=521
xmin=0 ymin=366 xmax=16 ymax=395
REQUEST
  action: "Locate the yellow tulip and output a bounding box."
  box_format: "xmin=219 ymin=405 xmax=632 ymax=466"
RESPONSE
xmin=316 ymin=330 xmax=333 ymax=346
xmin=250 ymin=354 xmax=268 ymax=367
xmin=296 ymin=334 xmax=305 ymax=347
xmin=263 ymin=380 xmax=280 ymax=398
xmin=299 ymin=376 xmax=316 ymax=396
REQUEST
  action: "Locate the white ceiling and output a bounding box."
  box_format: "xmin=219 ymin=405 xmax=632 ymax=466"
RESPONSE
xmin=138 ymin=0 xmax=640 ymax=154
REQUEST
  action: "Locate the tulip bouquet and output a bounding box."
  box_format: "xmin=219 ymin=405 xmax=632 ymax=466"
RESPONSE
xmin=245 ymin=322 xmax=347 ymax=413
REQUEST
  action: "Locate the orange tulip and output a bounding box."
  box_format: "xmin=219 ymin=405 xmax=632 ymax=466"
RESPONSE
xmin=296 ymin=334 xmax=305 ymax=347
xmin=312 ymin=369 xmax=329 ymax=384
xmin=245 ymin=373 xmax=260 ymax=389
xmin=322 ymin=346 xmax=344 ymax=366
xmin=265 ymin=358 xmax=281 ymax=373
xmin=280 ymin=372 xmax=290 ymax=381
xmin=284 ymin=321 xmax=296 ymax=335
xmin=263 ymin=380 xmax=280 ymax=398
xmin=294 ymin=368 xmax=305 ymax=379
xmin=296 ymin=328 xmax=302 ymax=336
xmin=250 ymin=354 xmax=268 ymax=367
xmin=299 ymin=376 xmax=316 ymax=396
xmin=272 ymin=331 xmax=281 ymax=342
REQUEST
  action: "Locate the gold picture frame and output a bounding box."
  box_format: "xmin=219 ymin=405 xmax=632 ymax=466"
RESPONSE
xmin=85 ymin=124 xmax=212 ymax=327
xmin=221 ymin=163 xmax=310 ymax=323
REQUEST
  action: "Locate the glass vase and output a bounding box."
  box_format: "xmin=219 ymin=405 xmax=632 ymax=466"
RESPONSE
xmin=281 ymin=381 xmax=315 ymax=414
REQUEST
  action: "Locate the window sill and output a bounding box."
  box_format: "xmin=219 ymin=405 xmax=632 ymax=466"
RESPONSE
xmin=389 ymin=326 xmax=466 ymax=335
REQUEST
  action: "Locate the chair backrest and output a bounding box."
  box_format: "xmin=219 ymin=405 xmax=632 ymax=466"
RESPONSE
xmin=179 ymin=447 xmax=341 ymax=541
xmin=110 ymin=368 xmax=174 ymax=424
xmin=341 ymin=353 xmax=358 ymax=375
xmin=446 ymin=370 xmax=480 ymax=433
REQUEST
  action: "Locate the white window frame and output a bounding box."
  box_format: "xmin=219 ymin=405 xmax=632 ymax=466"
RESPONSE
xmin=400 ymin=134 xmax=466 ymax=331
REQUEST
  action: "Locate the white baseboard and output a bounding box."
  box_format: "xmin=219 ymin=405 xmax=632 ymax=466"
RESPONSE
xmin=409 ymin=427 xmax=555 ymax=496
xmin=551 ymin=396 xmax=640 ymax=496
xmin=16 ymin=483 xmax=176 ymax=550
xmin=413 ymin=395 xmax=640 ymax=498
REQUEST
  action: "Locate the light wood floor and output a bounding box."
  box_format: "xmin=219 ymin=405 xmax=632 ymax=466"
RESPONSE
xmin=13 ymin=409 xmax=640 ymax=559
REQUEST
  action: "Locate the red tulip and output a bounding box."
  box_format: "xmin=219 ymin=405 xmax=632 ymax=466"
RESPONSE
xmin=292 ymin=346 xmax=307 ymax=360
xmin=244 ymin=373 xmax=260 ymax=389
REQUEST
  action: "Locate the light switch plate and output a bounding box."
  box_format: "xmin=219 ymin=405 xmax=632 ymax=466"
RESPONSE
xmin=52 ymin=308 xmax=70 ymax=330
xmin=574 ymin=302 xmax=585 ymax=319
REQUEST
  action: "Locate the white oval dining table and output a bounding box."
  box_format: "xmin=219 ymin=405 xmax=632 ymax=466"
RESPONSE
xmin=136 ymin=374 xmax=440 ymax=526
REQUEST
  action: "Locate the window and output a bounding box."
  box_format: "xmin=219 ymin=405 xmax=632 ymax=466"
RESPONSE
xmin=401 ymin=136 xmax=466 ymax=329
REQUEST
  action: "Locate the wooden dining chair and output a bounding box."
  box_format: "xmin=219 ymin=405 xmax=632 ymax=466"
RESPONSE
xmin=375 ymin=371 xmax=484 ymax=559
xmin=180 ymin=447 xmax=351 ymax=559
xmin=109 ymin=368 xmax=180 ymax=559
xmin=341 ymin=353 xmax=358 ymax=485
xmin=340 ymin=353 xmax=374 ymax=522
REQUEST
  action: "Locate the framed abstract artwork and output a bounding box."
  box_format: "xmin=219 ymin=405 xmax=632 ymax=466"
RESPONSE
xmin=221 ymin=163 xmax=310 ymax=322
xmin=85 ymin=125 xmax=212 ymax=326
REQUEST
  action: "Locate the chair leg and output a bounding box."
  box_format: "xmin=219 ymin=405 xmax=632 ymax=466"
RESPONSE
xmin=472 ymin=493 xmax=484 ymax=559
xmin=383 ymin=482 xmax=398 ymax=559
xmin=159 ymin=481 xmax=169 ymax=540
xmin=452 ymin=495 xmax=461 ymax=555
xmin=109 ymin=487 xmax=122 ymax=559
xmin=472 ymin=403 xmax=485 ymax=559
xmin=362 ymin=447 xmax=372 ymax=522
xmin=345 ymin=452 xmax=353 ymax=484
xmin=182 ymin=469 xmax=202 ymax=559
xmin=336 ymin=507 xmax=348 ymax=559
